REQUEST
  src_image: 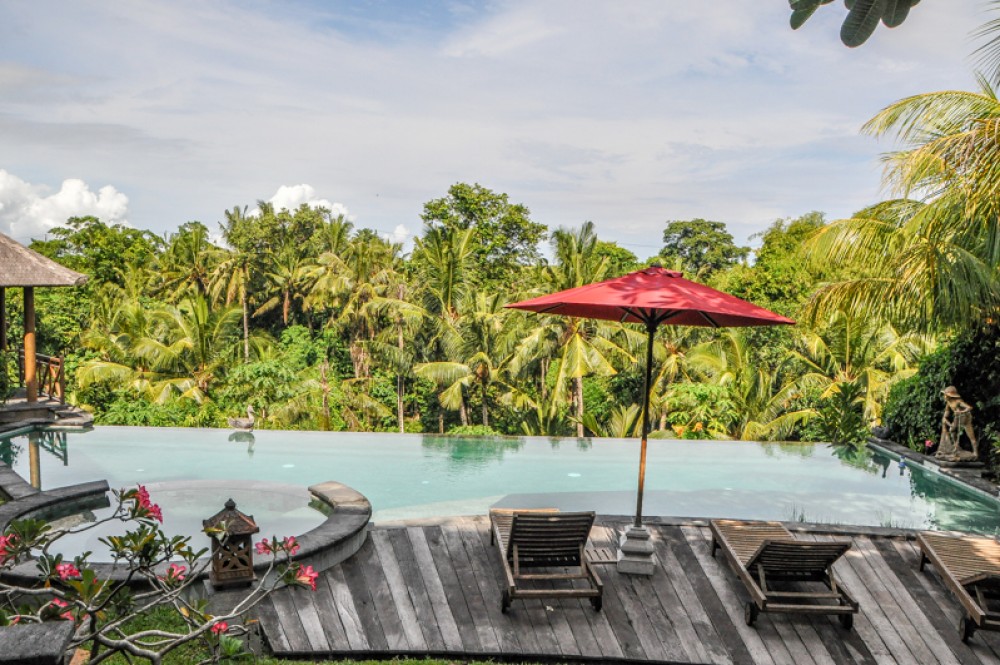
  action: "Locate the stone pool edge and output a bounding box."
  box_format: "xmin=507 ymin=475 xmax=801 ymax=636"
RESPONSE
xmin=0 ymin=466 xmax=371 ymax=588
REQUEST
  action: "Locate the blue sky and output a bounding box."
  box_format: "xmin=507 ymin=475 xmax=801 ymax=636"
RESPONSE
xmin=0 ymin=1 xmax=987 ymax=257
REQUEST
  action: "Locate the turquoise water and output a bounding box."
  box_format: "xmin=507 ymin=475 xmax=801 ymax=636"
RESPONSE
xmin=2 ymin=427 xmax=999 ymax=533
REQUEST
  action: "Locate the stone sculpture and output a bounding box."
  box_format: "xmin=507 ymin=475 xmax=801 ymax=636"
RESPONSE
xmin=936 ymin=386 xmax=979 ymax=462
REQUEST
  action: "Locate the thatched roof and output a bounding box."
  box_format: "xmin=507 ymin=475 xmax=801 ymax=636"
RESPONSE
xmin=0 ymin=232 xmax=88 ymax=288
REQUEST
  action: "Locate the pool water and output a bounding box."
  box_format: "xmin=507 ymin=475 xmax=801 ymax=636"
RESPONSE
xmin=42 ymin=480 xmax=327 ymax=561
xmin=2 ymin=427 xmax=999 ymax=534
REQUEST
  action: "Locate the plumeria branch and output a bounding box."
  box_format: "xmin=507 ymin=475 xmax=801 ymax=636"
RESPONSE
xmin=0 ymin=484 xmax=319 ymax=664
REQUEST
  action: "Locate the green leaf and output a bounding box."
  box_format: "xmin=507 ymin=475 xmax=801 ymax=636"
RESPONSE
xmin=881 ymin=0 xmax=912 ymax=28
xmin=790 ymin=7 xmax=818 ymax=30
xmin=841 ymin=0 xmax=888 ymax=47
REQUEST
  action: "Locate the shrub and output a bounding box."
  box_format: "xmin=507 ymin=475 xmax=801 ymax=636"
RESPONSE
xmin=446 ymin=424 xmax=501 ymax=436
xmin=883 ymin=324 xmax=1000 ymax=467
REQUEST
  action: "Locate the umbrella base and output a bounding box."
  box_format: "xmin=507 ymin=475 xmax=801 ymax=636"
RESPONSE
xmin=617 ymin=525 xmax=657 ymax=575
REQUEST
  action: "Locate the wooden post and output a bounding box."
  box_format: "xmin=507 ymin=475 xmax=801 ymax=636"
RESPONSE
xmin=24 ymin=286 xmax=37 ymax=403
xmin=0 ymin=287 xmax=6 ymax=351
xmin=28 ymin=430 xmax=41 ymax=490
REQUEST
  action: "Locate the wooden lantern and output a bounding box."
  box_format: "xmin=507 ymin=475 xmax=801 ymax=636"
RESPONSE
xmin=203 ymin=498 xmax=260 ymax=588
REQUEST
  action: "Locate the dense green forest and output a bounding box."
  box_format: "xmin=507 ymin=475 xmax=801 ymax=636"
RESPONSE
xmin=5 ymin=82 xmax=1000 ymax=456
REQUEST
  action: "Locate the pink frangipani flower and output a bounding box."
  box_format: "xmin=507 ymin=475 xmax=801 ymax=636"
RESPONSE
xmin=55 ymin=562 xmax=81 ymax=580
xmin=210 ymin=621 xmax=228 ymax=635
xmin=255 ymin=538 xmax=271 ymax=555
xmin=294 ymin=564 xmax=318 ymax=591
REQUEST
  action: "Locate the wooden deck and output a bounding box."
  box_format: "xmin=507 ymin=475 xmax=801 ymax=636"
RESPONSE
xmin=256 ymin=517 xmax=1000 ymax=664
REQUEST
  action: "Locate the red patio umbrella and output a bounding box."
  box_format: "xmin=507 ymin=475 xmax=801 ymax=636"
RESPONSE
xmin=507 ymin=265 xmax=794 ymax=529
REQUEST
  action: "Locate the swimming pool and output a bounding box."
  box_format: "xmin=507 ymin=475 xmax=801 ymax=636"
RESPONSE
xmin=2 ymin=426 xmax=998 ymax=533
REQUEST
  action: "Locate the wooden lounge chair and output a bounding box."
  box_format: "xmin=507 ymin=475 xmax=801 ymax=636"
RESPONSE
xmin=710 ymin=519 xmax=858 ymax=628
xmin=489 ymin=508 xmax=603 ymax=613
xmin=917 ymin=531 xmax=1000 ymax=642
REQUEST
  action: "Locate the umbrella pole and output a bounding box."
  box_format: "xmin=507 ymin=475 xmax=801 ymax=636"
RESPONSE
xmin=617 ymin=320 xmax=658 ymax=575
xmin=634 ymin=321 xmax=655 ymax=528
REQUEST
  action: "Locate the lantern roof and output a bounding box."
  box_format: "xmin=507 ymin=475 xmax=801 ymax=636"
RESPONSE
xmin=202 ymin=498 xmax=260 ymax=536
xmin=0 ymin=232 xmax=88 ymax=287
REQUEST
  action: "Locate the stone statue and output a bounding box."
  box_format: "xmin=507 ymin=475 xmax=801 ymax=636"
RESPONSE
xmin=936 ymin=386 xmax=979 ymax=462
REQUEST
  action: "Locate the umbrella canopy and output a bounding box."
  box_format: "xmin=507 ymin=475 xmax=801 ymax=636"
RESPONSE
xmin=507 ymin=265 xmax=794 ymax=528
xmin=507 ymin=265 xmax=793 ymax=329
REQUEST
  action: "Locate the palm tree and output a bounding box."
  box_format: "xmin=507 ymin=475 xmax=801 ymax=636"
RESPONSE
xmin=414 ymin=292 xmax=516 ymax=429
xmin=805 ymin=80 xmax=1000 ymax=333
xmin=214 ymin=205 xmax=263 ymax=362
xmin=156 ymin=222 xmax=222 ymax=302
xmin=255 ymin=247 xmax=315 ymax=327
xmin=79 ymin=297 xmax=246 ymax=404
xmin=366 ymin=280 xmax=426 ymax=433
xmin=787 ymin=310 xmax=935 ymax=424
xmin=687 ymin=330 xmax=807 ymax=440
xmin=512 ymin=222 xmax=632 ymax=436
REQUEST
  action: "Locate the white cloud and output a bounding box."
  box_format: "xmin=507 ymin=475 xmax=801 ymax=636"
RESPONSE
xmin=382 ymin=224 xmax=410 ymax=245
xmin=0 ymin=170 xmax=129 ymax=241
xmin=0 ymin=1 xmax=988 ymax=249
xmin=263 ymin=184 xmax=352 ymax=220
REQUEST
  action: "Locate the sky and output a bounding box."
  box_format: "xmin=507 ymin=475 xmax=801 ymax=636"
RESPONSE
xmin=0 ymin=1 xmax=989 ymax=257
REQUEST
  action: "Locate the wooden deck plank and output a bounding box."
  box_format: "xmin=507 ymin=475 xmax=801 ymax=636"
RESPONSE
xmin=253 ymin=598 xmax=291 ymax=654
xmin=386 ymin=527 xmax=446 ymax=651
xmin=340 ymin=551 xmax=390 ymax=651
xmin=289 ymin=587 xmax=333 ymax=653
xmin=896 ymin=538 xmax=1000 ymax=665
xmin=856 ymin=536 xmax=962 ymax=665
xmin=808 ymin=535 xmax=912 ymax=665
xmin=847 ymin=535 xmax=946 ymax=665
xmin=325 ymin=563 xmax=371 ymax=650
xmin=455 ymin=516 xmax=525 ymax=655
xmin=875 ymin=537 xmax=989 ymax=665
xmin=676 ymin=524 xmax=776 ymax=665
xmin=568 ymin=523 xmax=626 ymax=660
xmin=268 ymin=584 xmax=313 ymax=652
xmin=440 ymin=523 xmax=502 ymax=653
xmin=406 ymin=525 xmax=465 ymax=651
xmin=306 ymin=559 xmax=350 ymax=651
xmin=649 ymin=527 xmax=732 ymax=665
xmin=253 ymin=518 xmax=992 ymax=665
xmin=424 ymin=524 xmax=486 ymax=653
xmin=371 ymin=528 xmax=428 ymax=651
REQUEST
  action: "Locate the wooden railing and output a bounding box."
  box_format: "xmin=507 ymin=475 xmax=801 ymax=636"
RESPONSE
xmin=17 ymin=350 xmax=66 ymax=403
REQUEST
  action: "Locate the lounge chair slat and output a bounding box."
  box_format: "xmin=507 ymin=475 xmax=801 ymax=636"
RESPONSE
xmin=489 ymin=509 xmax=603 ymax=613
xmin=917 ymin=531 xmax=1000 ymax=639
xmin=710 ymin=519 xmax=858 ymax=628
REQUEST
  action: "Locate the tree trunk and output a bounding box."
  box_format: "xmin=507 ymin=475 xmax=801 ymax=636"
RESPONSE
xmin=283 ymin=289 xmax=291 ymax=325
xmin=481 ymin=381 xmax=489 ymax=428
xmin=241 ymin=290 xmax=250 ymax=363
xmin=397 ymin=324 xmax=405 ymax=433
xmin=438 ymin=407 xmax=444 ymax=434
xmin=320 ymin=360 xmax=331 ymax=431
xmin=459 ymin=398 xmax=468 ymax=427
xmin=540 ymin=359 xmax=548 ymax=401
xmin=575 ymin=376 xmax=584 ymax=437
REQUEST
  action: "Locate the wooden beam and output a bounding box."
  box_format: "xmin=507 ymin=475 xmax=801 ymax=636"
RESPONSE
xmin=24 ymin=286 xmax=37 ymax=403
xmin=28 ymin=430 xmax=41 ymax=490
xmin=0 ymin=287 xmax=6 ymax=351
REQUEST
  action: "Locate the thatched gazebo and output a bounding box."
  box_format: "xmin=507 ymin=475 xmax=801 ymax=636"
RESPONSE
xmin=0 ymin=232 xmax=87 ymax=403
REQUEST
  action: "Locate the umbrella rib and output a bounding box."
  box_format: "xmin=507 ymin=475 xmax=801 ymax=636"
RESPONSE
xmin=698 ymin=311 xmax=721 ymax=328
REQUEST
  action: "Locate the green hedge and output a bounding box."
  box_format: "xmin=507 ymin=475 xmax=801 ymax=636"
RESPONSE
xmin=883 ymin=325 xmax=1000 ymax=466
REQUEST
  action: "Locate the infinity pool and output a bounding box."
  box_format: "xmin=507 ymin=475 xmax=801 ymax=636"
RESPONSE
xmin=2 ymin=427 xmax=999 ymax=533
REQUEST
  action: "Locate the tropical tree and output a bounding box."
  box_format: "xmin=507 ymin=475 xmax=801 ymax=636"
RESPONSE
xmin=787 ymin=310 xmax=934 ymax=424
xmin=687 ymin=330 xmax=808 ymax=440
xmin=414 ymin=292 xmax=516 ymax=429
xmin=511 ymin=222 xmax=633 ymax=436
xmin=156 ymin=222 xmax=221 ymax=302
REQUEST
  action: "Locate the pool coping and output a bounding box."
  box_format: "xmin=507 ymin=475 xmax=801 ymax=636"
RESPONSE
xmin=867 ymin=437 xmax=1000 ymax=499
